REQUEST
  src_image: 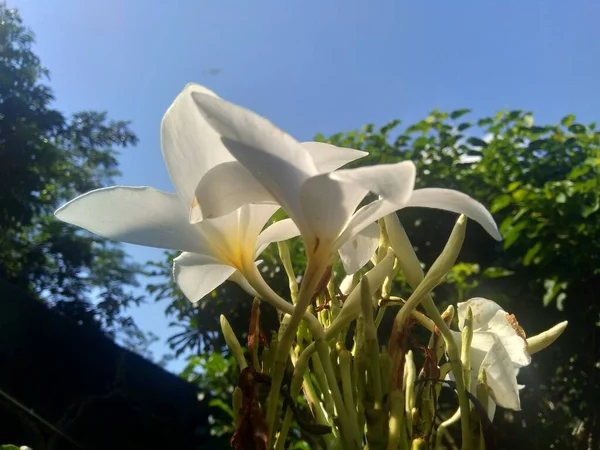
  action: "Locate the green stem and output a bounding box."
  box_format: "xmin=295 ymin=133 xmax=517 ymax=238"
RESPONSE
xmin=387 ymin=390 xmax=405 ymax=450
xmin=339 ymin=349 xmax=359 ymax=433
xmin=312 ymin=351 xmax=336 ymax=419
xmin=275 ymin=349 xmax=334 ymax=450
xmin=264 ymin=259 xmax=325 ymax=445
xmin=422 ymin=296 xmax=471 ymax=450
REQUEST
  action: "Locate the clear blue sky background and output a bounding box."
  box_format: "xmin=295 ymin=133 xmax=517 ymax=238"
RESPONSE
xmin=11 ymin=0 xmax=599 ymax=372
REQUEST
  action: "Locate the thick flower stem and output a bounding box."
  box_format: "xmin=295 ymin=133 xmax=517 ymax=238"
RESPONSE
xmin=265 ymin=258 xmax=359 ymax=447
xmin=244 ymin=260 xmax=327 ymax=447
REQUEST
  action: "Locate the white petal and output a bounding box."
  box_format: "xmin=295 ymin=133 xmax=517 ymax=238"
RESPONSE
xmin=338 ymin=222 xmax=380 ymax=274
xmin=197 ymin=204 xmax=279 ymax=267
xmin=468 ymin=331 xmax=496 ymax=370
xmin=191 ymin=161 xmax=277 ymax=223
xmin=299 ymin=173 xmax=369 ymax=249
xmin=237 ymin=204 xmax=282 ymax=249
xmin=55 ymin=186 xmax=208 ymax=253
xmin=301 ymin=141 xmax=368 ymax=172
xmin=192 ymin=92 xmax=316 ymax=227
xmin=229 ymin=271 xmax=259 ymax=297
xmin=405 ymin=188 xmax=501 ymax=241
xmin=479 ymin=335 xmax=522 ymax=410
xmin=333 ymin=161 xmax=417 ymax=248
xmin=339 ymin=274 xmax=356 ymax=296
xmin=173 ymin=252 xmax=237 ymax=303
xmin=487 ymin=310 xmax=531 ymax=368
xmin=458 ymin=297 xmax=503 ymax=330
xmin=486 ymin=400 xmax=497 ymax=421
xmin=255 ymin=218 xmax=300 ymax=255
xmin=161 ymin=84 xmax=234 ymax=207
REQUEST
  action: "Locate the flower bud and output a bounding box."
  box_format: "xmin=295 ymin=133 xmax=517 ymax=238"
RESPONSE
xmin=527 ymin=321 xmax=568 ymax=355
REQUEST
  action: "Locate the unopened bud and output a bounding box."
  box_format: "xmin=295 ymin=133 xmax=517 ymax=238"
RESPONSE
xmin=384 ymin=213 xmax=424 ymax=289
xmin=220 ymin=315 xmax=248 ymax=370
xmin=527 ymin=321 xmax=568 ymax=355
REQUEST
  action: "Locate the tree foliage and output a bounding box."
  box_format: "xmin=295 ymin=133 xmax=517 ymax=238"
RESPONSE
xmin=0 ymin=6 xmax=146 ymax=346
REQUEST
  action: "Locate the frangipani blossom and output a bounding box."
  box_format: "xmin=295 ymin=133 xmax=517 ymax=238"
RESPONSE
xmin=55 ymin=188 xmax=298 ymax=302
xmin=189 ymin=92 xmax=501 ymax=273
xmin=190 ymin=93 xmax=419 ymax=267
xmin=453 ymin=297 xmax=531 ymax=419
xmin=55 ymin=83 xmax=366 ymax=305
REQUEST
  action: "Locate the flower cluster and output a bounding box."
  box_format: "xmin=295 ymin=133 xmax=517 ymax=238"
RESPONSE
xmin=56 ymin=84 xmax=566 ymax=450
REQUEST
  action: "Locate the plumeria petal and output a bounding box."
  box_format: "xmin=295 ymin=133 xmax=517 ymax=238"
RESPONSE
xmin=486 ymin=400 xmax=497 ymax=421
xmin=192 ymin=143 xmax=368 ymax=223
xmin=479 ymin=335 xmax=522 ymax=410
xmin=458 ymin=297 xmax=503 ymax=330
xmin=192 ymin=92 xmax=316 ymax=229
xmin=55 ymin=186 xmax=209 ymax=253
xmin=333 ymin=161 xmax=417 ymax=248
xmin=405 ymin=188 xmax=501 ymax=241
xmin=339 ymin=274 xmax=356 ymax=296
xmin=301 ymin=141 xmax=368 ymax=172
xmin=338 ymin=222 xmax=380 ymax=274
xmin=161 ymin=84 xmax=233 ymax=209
xmin=299 ymin=173 xmax=369 ymax=247
xmin=255 ymin=218 xmax=300 ymax=256
xmin=487 ymin=310 xmax=531 ymax=368
xmin=191 ymin=161 xmax=277 ymax=223
xmin=173 ymin=252 xmax=237 ymax=302
xmin=229 ymin=271 xmax=259 ymax=297
xmin=195 ymin=204 xmax=280 ymax=268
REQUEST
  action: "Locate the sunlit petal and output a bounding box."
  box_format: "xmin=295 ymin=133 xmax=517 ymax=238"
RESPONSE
xmin=457 ymin=297 xmax=503 ymax=330
xmin=300 ymin=173 xmax=368 ymax=248
xmin=192 ymin=92 xmax=316 ymax=227
xmin=173 ymin=252 xmax=237 ymax=303
xmin=191 ymin=161 xmax=277 ymax=223
xmin=479 ymin=335 xmax=522 ymax=410
xmin=338 ymin=222 xmax=380 ymax=274
xmin=55 ymin=186 xmax=209 ymax=253
xmin=487 ymin=310 xmax=531 ymax=368
xmin=333 ymin=161 xmax=416 ymax=248
xmin=255 ymin=218 xmax=300 ymax=256
xmin=161 ymin=84 xmax=233 ymax=207
xmin=405 ymin=188 xmax=501 ymax=241
xmin=301 ymin=141 xmax=368 ymax=172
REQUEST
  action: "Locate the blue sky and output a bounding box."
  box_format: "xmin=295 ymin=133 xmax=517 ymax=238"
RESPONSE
xmin=11 ymin=0 xmax=599 ymax=372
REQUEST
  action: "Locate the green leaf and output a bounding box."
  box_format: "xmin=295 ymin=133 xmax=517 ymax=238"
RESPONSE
xmin=482 ymin=267 xmax=515 ymax=278
xmin=1 ymin=446 xmax=21 ymax=450
xmin=528 ymin=139 xmax=547 ymax=151
xmin=450 ymin=109 xmax=471 ymax=119
xmin=561 ymin=114 xmax=575 ymax=127
xmin=490 ymin=194 xmax=511 ymax=213
xmin=507 ymin=181 xmax=521 ymax=193
xmin=523 ymin=242 xmax=542 ymax=266
xmin=529 ymin=126 xmax=548 ymax=134
xmin=568 ymin=123 xmax=586 ymax=134
xmin=209 ymin=398 xmax=235 ymax=418
xmin=457 ymin=122 xmax=472 ymax=132
xmin=467 ymin=137 xmax=488 ymax=148
xmin=582 ymin=197 xmax=600 ymax=218
xmin=512 ymin=188 xmax=529 ymax=202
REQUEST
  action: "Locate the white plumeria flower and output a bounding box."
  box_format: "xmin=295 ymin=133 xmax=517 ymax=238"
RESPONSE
xmin=55 ymin=83 xmax=366 ymax=304
xmin=189 ymin=92 xmax=501 ymax=274
xmin=453 ymin=297 xmax=531 ymax=420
